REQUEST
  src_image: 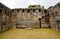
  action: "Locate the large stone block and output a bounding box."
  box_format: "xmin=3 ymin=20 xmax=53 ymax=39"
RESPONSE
xmin=1 ymin=25 xmax=6 ymax=32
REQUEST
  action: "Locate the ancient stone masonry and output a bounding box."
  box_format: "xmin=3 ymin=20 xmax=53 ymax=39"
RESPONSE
xmin=11 ymin=5 xmax=49 ymax=28
xmin=48 ymin=2 xmax=60 ymax=31
xmin=0 ymin=2 xmax=60 ymax=32
xmin=0 ymin=4 xmax=49 ymax=29
xmin=0 ymin=3 xmax=12 ymax=33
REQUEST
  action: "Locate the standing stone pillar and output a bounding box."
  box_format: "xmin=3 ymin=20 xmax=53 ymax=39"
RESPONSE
xmin=41 ymin=6 xmax=44 ymax=28
xmin=30 ymin=9 xmax=33 ymax=20
xmin=25 ymin=9 xmax=28 ymax=21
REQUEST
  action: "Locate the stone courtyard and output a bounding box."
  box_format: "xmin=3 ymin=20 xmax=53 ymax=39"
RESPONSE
xmin=0 ymin=2 xmax=60 ymax=39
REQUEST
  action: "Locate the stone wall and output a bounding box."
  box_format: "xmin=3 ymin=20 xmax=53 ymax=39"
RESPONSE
xmin=11 ymin=6 xmax=49 ymax=28
xmin=0 ymin=3 xmax=12 ymax=33
xmin=48 ymin=2 xmax=60 ymax=31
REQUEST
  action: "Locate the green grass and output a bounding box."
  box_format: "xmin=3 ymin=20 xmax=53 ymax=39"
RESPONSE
xmin=0 ymin=28 xmax=60 ymax=39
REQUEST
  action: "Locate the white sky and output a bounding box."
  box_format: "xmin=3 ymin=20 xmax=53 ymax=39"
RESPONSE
xmin=0 ymin=0 xmax=60 ymax=9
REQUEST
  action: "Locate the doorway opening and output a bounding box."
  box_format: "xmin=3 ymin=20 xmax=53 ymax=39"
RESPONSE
xmin=39 ymin=18 xmax=41 ymax=28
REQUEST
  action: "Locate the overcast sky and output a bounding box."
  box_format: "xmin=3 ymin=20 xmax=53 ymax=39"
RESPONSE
xmin=0 ymin=0 xmax=60 ymax=9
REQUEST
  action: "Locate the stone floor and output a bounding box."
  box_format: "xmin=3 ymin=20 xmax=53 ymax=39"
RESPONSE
xmin=0 ymin=28 xmax=60 ymax=39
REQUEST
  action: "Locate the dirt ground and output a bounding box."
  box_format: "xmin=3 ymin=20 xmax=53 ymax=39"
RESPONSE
xmin=0 ymin=28 xmax=60 ymax=39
